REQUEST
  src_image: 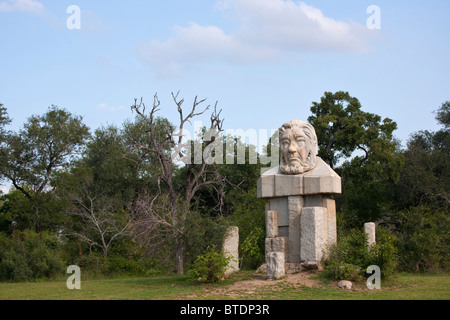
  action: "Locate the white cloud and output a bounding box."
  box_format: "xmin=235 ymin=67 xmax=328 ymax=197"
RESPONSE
xmin=139 ymin=0 xmax=372 ymax=77
xmin=0 ymin=0 xmax=43 ymax=13
xmin=138 ymin=22 xmax=277 ymax=77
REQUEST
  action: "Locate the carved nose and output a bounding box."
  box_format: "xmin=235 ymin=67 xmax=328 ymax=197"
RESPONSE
xmin=289 ymin=142 xmax=297 ymax=153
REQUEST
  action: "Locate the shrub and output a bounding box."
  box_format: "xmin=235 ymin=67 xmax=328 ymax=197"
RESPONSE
xmin=389 ymin=206 xmax=450 ymax=272
xmin=0 ymin=230 xmax=66 ymax=281
xmin=323 ymin=226 xmax=399 ymax=281
xmin=239 ymin=227 xmax=264 ymax=270
xmin=72 ymin=253 xmax=108 ymax=277
xmin=228 ymin=188 xmax=266 ymax=269
xmin=367 ymin=227 xmax=398 ymax=278
xmin=189 ymin=245 xmax=233 ymax=283
xmin=323 ymin=261 xmax=362 ymax=281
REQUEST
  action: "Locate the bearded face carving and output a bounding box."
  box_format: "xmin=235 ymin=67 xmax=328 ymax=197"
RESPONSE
xmin=279 ymin=120 xmax=318 ymax=175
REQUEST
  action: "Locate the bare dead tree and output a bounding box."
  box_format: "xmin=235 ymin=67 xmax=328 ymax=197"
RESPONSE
xmin=64 ymin=177 xmax=133 ymax=258
xmin=128 ymin=92 xmax=226 ymax=274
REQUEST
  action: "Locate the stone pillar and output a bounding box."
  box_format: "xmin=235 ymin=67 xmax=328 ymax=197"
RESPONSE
xmin=364 ymin=222 xmax=376 ymax=250
xmin=288 ymin=196 xmax=303 ymax=263
xmin=265 ymin=210 xmax=278 ymax=238
xmin=266 ymin=252 xmax=285 ymax=280
xmin=223 ymin=226 xmax=239 ymax=276
xmin=264 ymin=209 xmax=287 ymax=279
xmin=300 ymin=207 xmax=327 ymax=265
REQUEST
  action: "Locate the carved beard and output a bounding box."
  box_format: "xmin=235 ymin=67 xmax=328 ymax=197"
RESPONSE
xmin=280 ymin=152 xmax=315 ymax=175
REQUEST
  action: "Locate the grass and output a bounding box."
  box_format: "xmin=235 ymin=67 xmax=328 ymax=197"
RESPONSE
xmin=0 ymin=271 xmax=449 ymax=300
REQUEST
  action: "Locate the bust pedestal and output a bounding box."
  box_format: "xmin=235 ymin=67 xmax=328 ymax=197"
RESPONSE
xmin=258 ymin=158 xmax=341 ymax=276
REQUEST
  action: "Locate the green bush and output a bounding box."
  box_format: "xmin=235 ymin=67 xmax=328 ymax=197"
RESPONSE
xmin=389 ymin=206 xmax=450 ymax=272
xmin=367 ymin=227 xmax=398 ymax=278
xmin=0 ymin=230 xmax=66 ymax=281
xmin=323 ymin=226 xmax=398 ymax=281
xmin=228 ymin=187 xmax=266 ymax=269
xmin=183 ymin=210 xmax=229 ymax=270
xmin=72 ymin=253 xmax=108 ymax=277
xmin=189 ymin=245 xmax=233 ymax=283
xmin=106 ymin=255 xmax=154 ymax=276
xmin=323 ymin=261 xmax=362 ymax=281
xmin=239 ymin=227 xmax=264 ymax=270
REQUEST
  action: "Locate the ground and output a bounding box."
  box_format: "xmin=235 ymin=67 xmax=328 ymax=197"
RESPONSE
xmin=200 ymin=271 xmax=321 ymax=299
xmin=0 ymin=270 xmax=449 ymax=300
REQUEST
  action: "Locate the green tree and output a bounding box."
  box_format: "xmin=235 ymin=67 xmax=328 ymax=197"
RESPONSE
xmin=77 ymin=124 xmax=152 ymax=204
xmin=308 ymin=91 xmax=404 ymax=226
xmin=53 ymin=125 xmax=147 ymax=263
xmin=0 ymin=104 xmax=11 ymax=142
xmin=0 ymin=229 xmax=66 ymax=281
xmin=57 ymin=167 xmax=132 ymax=258
xmin=186 ymin=134 xmax=263 ymax=218
xmin=385 ymin=102 xmax=450 ymax=272
xmin=387 ymin=206 xmax=449 ymax=272
xmin=0 ymin=104 xmax=12 ymax=182
xmin=2 ymin=106 xmax=90 ymax=230
xmin=396 ymin=101 xmax=450 ymax=209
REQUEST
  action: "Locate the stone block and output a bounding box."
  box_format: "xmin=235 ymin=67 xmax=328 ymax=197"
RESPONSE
xmin=274 ymin=174 xmax=303 ymax=196
xmin=265 ymin=237 xmax=288 ymax=254
xmin=223 ymin=226 xmax=239 ymax=276
xmin=303 ymin=174 xmax=341 ymax=195
xmin=288 ymin=196 xmax=303 ymax=263
xmin=269 ymin=198 xmax=289 ymax=227
xmin=257 ymin=158 xmax=341 ymax=199
xmin=323 ymin=197 xmax=337 ymax=246
xmin=364 ymin=222 xmax=376 ymax=249
xmin=265 ymin=210 xmax=278 ymax=238
xmin=266 ymin=252 xmax=285 ymax=280
xmin=300 ymin=207 xmax=328 ymax=263
xmin=257 ymin=174 xmax=275 ymax=198
xmin=319 ymin=174 xmax=341 ymax=194
xmin=303 ymin=176 xmax=321 ymax=194
xmin=278 ymin=226 xmax=289 ymax=237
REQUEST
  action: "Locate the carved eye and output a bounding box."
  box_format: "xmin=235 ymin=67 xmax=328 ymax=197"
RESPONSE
xmin=297 ymin=139 xmax=305 ymax=147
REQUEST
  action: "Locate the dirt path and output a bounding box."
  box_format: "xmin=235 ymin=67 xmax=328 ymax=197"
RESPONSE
xmin=199 ymin=271 xmax=323 ymax=299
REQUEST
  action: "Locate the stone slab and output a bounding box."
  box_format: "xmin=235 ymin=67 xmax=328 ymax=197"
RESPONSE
xmin=364 ymin=222 xmax=376 ymax=249
xmin=300 ymin=207 xmax=328 ymax=263
xmin=257 ymin=158 xmax=341 ymax=199
xmin=265 ymin=210 xmax=278 ymax=238
xmin=266 ymin=252 xmax=285 ymax=280
xmin=223 ymin=226 xmax=239 ymax=276
xmin=287 ymin=196 xmax=303 ymax=263
xmin=265 ymin=237 xmax=288 ymax=255
xmin=268 ymin=198 xmax=289 ymax=227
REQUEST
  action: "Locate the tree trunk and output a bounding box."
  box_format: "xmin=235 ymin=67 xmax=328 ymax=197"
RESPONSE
xmin=175 ymin=236 xmax=185 ymax=274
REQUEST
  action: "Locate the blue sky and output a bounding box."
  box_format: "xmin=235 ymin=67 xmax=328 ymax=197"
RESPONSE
xmin=1 ymin=0 xmax=449 ymax=149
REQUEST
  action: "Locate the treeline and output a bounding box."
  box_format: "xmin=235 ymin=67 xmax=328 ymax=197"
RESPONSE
xmin=0 ymin=92 xmax=448 ymax=282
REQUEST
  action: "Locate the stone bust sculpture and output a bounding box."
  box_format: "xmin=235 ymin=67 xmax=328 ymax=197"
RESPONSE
xmin=279 ymin=120 xmax=318 ymax=175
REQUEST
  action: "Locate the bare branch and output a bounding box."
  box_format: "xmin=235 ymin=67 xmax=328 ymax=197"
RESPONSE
xmin=210 ymin=101 xmax=224 ymax=132
xmin=128 ymin=92 xmax=228 ymax=273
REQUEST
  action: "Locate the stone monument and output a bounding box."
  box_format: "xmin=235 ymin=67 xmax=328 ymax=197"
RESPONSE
xmin=222 ymin=226 xmax=239 ymax=276
xmin=257 ymin=120 xmax=342 ymax=279
xmin=364 ymin=222 xmax=376 ymax=250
